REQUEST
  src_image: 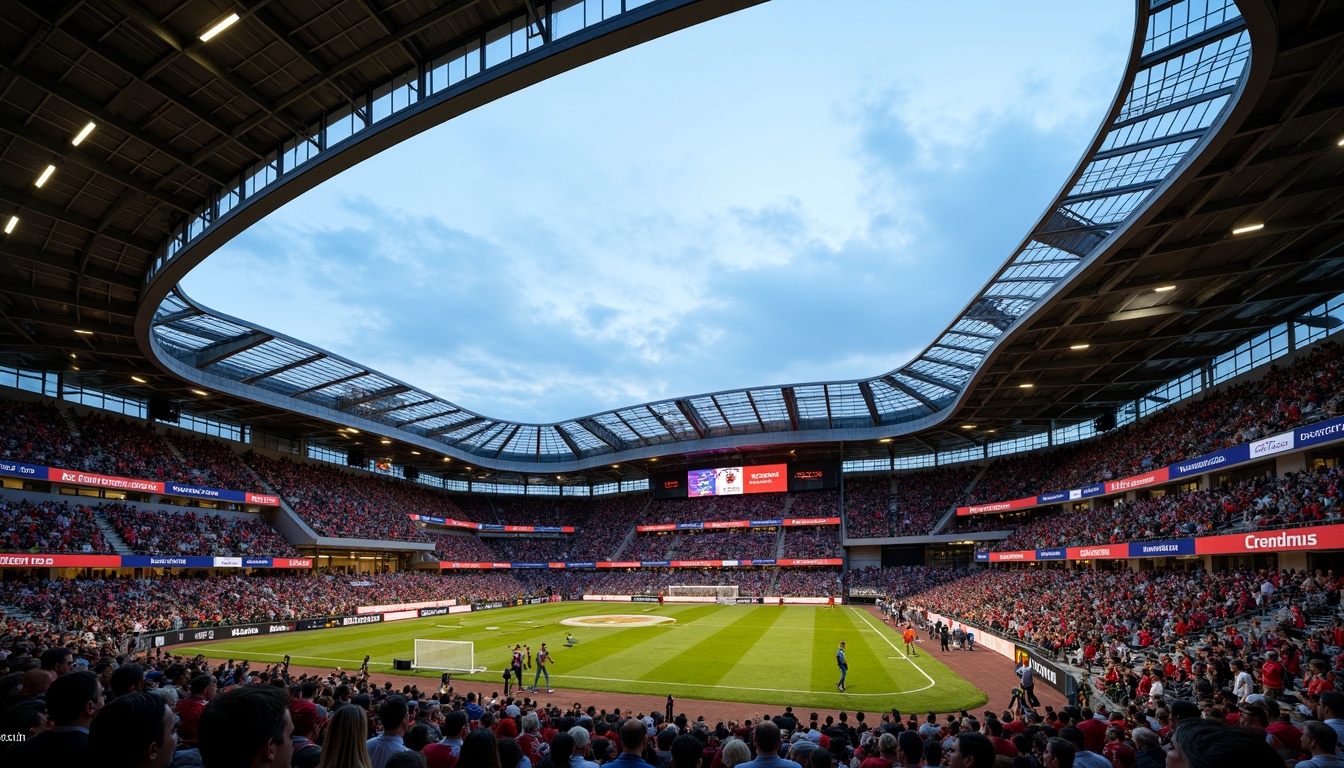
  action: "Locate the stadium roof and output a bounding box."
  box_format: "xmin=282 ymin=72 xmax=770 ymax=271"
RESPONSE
xmin=1 ymin=0 xmax=1343 ymax=484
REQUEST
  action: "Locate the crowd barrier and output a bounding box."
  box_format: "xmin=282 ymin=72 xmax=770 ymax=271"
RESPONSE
xmin=439 ymin=557 xmax=843 ymax=570
xmin=957 ymin=414 xmax=1344 ymax=517
xmin=0 ymin=553 xmax=311 ymax=569
xmin=977 ymin=522 xmax=1344 ymax=563
xmin=0 ymin=458 xmax=280 ymax=506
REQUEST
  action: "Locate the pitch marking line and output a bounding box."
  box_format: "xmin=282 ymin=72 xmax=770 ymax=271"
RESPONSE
xmin=849 ymin=607 xmax=937 ymax=693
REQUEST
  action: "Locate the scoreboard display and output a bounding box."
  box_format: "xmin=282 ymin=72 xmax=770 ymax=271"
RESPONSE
xmin=652 ymin=460 xmax=839 ymax=499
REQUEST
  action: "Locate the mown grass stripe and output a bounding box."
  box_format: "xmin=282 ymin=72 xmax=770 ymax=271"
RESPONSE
xmin=644 ymin=605 xmax=788 ymax=685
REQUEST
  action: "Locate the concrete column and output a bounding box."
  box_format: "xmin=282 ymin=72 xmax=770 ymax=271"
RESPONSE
xmin=1278 ymin=452 xmax=1307 ymax=477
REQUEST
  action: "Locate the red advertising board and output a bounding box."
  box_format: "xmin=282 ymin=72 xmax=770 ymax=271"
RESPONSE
xmin=598 ymin=561 xmax=641 ymax=568
xmin=988 ymin=551 xmax=1036 ymax=562
xmin=0 ymin=553 xmax=123 ymax=568
xmin=1195 ymin=524 xmax=1344 ymax=555
xmin=775 ymin=558 xmax=844 ymax=566
xmin=958 ymin=496 xmax=1037 ymax=516
xmin=637 ymin=524 xmax=678 ymax=532
xmin=48 ymin=468 xmax=165 ymax=493
xmin=1104 ymin=468 xmax=1170 ymax=495
xmin=671 ymin=559 xmax=721 ymax=568
xmin=1065 ymin=544 xmax=1128 ymax=560
xmin=783 ymin=517 xmax=841 ymax=526
xmin=704 ymin=520 xmax=750 ymax=529
xmin=245 ymin=493 xmax=280 ymax=506
xmin=439 ymin=561 xmax=510 ymax=570
xmin=743 ymin=464 xmax=788 ymax=494
xmin=272 ymin=558 xmax=313 ymax=568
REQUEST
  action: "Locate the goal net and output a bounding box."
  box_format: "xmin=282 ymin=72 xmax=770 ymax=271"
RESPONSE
xmin=667 ymin=585 xmax=738 ymax=604
xmin=414 ymin=639 xmax=485 ymax=673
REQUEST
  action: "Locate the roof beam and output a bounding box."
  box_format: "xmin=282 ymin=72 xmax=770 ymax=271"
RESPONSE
xmin=2 ymin=242 xmax=140 ymax=291
xmin=883 ymin=376 xmax=938 ymax=411
xmin=340 ymin=384 xmax=412 ymax=410
xmin=1 ymin=306 xmax=135 ymax=338
xmin=438 ymin=419 xmax=494 ymax=443
xmin=857 ymin=381 xmax=881 ymax=426
xmin=781 ymin=387 xmax=800 ymax=430
xmin=395 ymin=409 xmax=461 ymax=427
xmin=553 ymin=425 xmax=584 ymax=458
xmin=428 ymin=416 xmax=485 ymax=438
xmin=190 ymin=330 xmax=272 ymax=367
xmin=1061 ymin=179 xmax=1162 ymax=205
xmin=899 ymin=369 xmax=961 ymax=393
xmin=0 ymin=277 xmax=137 ymax=319
xmin=644 ymin=405 xmax=684 ymax=440
xmin=744 ymin=390 xmax=766 ymax=430
xmin=492 ymin=424 xmax=522 ymax=459
xmin=675 ymin=399 xmax=709 ymax=439
xmin=0 ymin=182 xmax=159 ymax=253
xmin=290 ymin=371 xmax=366 ymax=396
xmin=1137 ymin=17 xmax=1245 ymax=70
xmin=933 ymin=343 xmax=988 ymax=356
xmin=239 ymin=353 xmax=324 ymax=384
xmin=577 ymin=418 xmax=627 ymax=451
xmin=369 ymin=398 xmax=437 ymax=416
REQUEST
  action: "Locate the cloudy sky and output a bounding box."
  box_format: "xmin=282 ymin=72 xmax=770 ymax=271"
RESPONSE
xmin=183 ymin=0 xmax=1131 ymax=424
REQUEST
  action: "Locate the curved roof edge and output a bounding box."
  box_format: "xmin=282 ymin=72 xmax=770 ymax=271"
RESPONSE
xmin=139 ymin=0 xmax=1259 ymax=468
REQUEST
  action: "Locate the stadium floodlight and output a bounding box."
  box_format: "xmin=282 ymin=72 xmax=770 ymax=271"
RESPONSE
xmin=199 ymin=12 xmax=240 ymax=41
xmin=3 ymin=216 xmax=16 ymax=234
xmin=72 ymin=122 xmax=96 ymax=146
xmin=1069 ymin=343 xmax=1091 ymax=350
xmin=1018 ymin=383 xmax=1034 ymax=389
xmin=1231 ymin=223 xmax=1264 ymax=235
xmin=34 ymin=165 xmax=56 ymax=188
xmin=1153 ymin=285 xmax=1177 ymax=292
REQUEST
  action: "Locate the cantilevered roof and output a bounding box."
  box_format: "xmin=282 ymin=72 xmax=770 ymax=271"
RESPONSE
xmin=2 ymin=0 xmax=1344 ymax=481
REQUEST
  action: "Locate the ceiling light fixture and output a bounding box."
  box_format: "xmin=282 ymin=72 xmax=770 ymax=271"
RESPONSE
xmin=1018 ymin=383 xmax=1035 ymax=389
xmin=190 ymin=389 xmax=209 ymax=396
xmin=3 ymin=216 xmax=16 ymax=234
xmin=199 ymin=12 xmax=240 ymax=41
xmin=131 ymin=376 xmax=147 ymax=383
xmin=961 ymin=424 xmax=976 ymax=430
xmin=73 ymin=329 xmax=93 ymax=335
xmin=1231 ymin=223 xmax=1265 ymax=235
xmin=381 ymin=439 xmax=391 ymax=445
xmin=34 ymin=165 xmax=56 ymax=188
xmin=72 ymin=122 xmax=96 ymax=146
xmin=1069 ymin=343 xmax=1091 ymax=350
xmin=347 ymin=428 xmax=360 ymax=434
xmin=411 ymin=451 xmax=420 ymax=455
xmin=1154 ymin=285 xmax=1177 ymax=292
xmin=879 ymin=438 xmax=893 ymax=443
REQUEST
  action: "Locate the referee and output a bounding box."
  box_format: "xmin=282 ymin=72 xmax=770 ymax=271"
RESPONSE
xmin=836 ymin=641 xmax=848 ymax=692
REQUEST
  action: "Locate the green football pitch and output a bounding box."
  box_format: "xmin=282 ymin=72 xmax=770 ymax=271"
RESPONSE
xmin=176 ymin=603 xmax=987 ymax=711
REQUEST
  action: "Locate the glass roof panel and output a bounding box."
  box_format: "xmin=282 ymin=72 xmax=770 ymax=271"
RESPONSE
xmin=688 ymin=396 xmax=729 ymax=429
xmin=793 ymin=384 xmax=830 ymax=421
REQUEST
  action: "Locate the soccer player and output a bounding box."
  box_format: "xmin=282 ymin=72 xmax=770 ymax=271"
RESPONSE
xmin=836 ymin=641 xmax=848 ymax=692
xmin=511 ymin=645 xmax=525 ymax=689
xmin=533 ymin=643 xmax=554 ymax=693
xmin=827 ymin=596 xmax=835 ymax=610
xmin=903 ymin=626 xmax=918 ymax=657
xmin=659 ymin=591 xmax=665 ymax=606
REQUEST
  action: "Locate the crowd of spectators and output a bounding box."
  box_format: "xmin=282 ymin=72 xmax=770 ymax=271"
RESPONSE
xmin=101 ymin=504 xmax=299 ymax=557
xmin=776 ymin=568 xmax=842 ymax=596
xmin=67 ymin=411 xmax=181 ymax=481
xmin=844 ymin=468 xmax=972 ymax=539
xmin=645 ymin=494 xmax=786 ymax=525
xmin=0 ymin=397 xmax=76 ymax=467
xmin=787 ymin=489 xmax=840 ymax=517
xmin=970 ymin=340 xmax=1344 ymax=505
xmin=0 ymin=499 xmax=109 ymax=553
xmin=426 ymin=533 xmax=501 ymax=562
xmin=674 ymin=530 xmax=779 ymax=561
xmin=486 ymin=536 xmax=574 ymax=562
xmin=844 ymin=565 xmax=973 ymax=598
xmin=841 ymin=476 xmax=892 ymax=538
xmin=164 ymin=433 xmax=264 ymax=492
xmin=565 ymin=494 xmax=646 ymax=561
xmin=993 ymin=462 xmax=1343 ymax=551
xmin=779 ymin=527 xmax=841 ymax=559
xmin=245 ymin=453 xmax=430 ymax=541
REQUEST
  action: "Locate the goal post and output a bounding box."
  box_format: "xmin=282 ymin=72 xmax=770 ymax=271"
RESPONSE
xmin=666 ymin=585 xmax=738 ymax=604
xmin=414 ymin=639 xmax=485 ymax=673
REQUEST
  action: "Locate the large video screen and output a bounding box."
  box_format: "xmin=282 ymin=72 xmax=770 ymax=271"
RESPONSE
xmin=687 ymin=464 xmax=787 ymax=497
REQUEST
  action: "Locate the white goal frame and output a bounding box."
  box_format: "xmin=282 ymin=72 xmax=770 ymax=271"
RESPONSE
xmin=667 ymin=585 xmax=738 ymax=602
xmin=414 ymin=639 xmax=486 ymax=673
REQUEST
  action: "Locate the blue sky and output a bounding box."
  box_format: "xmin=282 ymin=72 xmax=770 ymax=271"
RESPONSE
xmin=184 ymin=0 xmax=1131 ymax=424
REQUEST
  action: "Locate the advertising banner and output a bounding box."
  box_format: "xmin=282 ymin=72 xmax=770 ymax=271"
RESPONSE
xmin=1249 ymin=431 xmax=1296 ymax=459
xmin=122 ymin=555 xmax=217 ymax=568
xmin=1128 ymin=539 xmax=1196 ymax=558
xmin=1194 ymin=524 xmax=1344 ymax=556
xmin=1169 ymin=445 xmax=1249 ymax=479
xmin=743 ymin=464 xmax=788 ymax=493
xmin=1298 ymin=416 xmax=1344 ymax=449
xmin=776 ymin=558 xmax=844 ymax=566
xmin=0 ymin=553 xmax=122 ymax=568
xmin=0 ymin=459 xmax=51 ymax=479
xmin=988 ymin=550 xmax=1036 ymax=562
xmin=1104 ymin=468 xmax=1170 ymax=495
xmin=637 ymin=524 xmax=678 ymax=532
xmin=958 ymin=495 xmax=1038 ymax=516
xmin=783 ymin=517 xmax=841 ymax=526
xmin=357 ymin=599 xmax=457 ymax=615
xmin=1034 ymin=549 xmax=1067 ymax=560
xmin=638 ymin=517 xmax=839 ymax=533
xmin=1065 ymin=544 xmax=1128 ymax=560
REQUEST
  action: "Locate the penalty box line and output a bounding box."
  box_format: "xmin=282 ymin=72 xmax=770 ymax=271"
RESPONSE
xmin=848 ymin=607 xmax=937 ymax=693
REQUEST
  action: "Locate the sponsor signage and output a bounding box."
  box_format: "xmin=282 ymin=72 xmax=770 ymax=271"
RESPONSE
xmin=341 ymin=615 xmax=383 ymax=626
xmin=419 ymin=607 xmax=450 ymax=618
xmin=1298 ymin=416 xmax=1344 ymax=449
xmin=214 ymin=557 xmax=243 ymax=568
xmin=1014 ymin=645 xmax=1075 ymax=700
xmin=1104 ymin=467 xmax=1169 ymax=495
xmin=973 ymin=547 xmax=990 ymax=562
xmin=1169 ymin=445 xmax=1248 ymax=479
xmin=776 ymin=558 xmax=844 ymax=566
xmin=959 ymin=496 xmax=1038 ymax=516
xmin=1128 ymin=538 xmax=1196 ymax=558
xmin=637 ymin=517 xmax=838 ymax=533
xmin=1066 ymin=544 xmax=1127 ymax=560
xmin=1034 ymin=549 xmax=1066 ymax=560
xmin=0 ymin=458 xmax=287 ymax=506
xmin=1195 ymin=524 xmax=1344 ymax=555
xmin=383 ymin=609 xmax=419 ymax=622
xmin=122 ymin=555 xmax=216 ymax=568
xmin=0 ymin=553 xmax=122 ymax=568
xmin=1249 ymin=432 xmax=1296 ymax=458
xmin=994 ymin=551 xmax=1035 ymax=563
xmin=357 ymin=599 xmax=456 ymax=615
xmin=407 ymin=514 xmax=573 ymax=534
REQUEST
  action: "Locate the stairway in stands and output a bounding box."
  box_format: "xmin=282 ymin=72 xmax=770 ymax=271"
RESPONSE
xmin=92 ymin=513 xmax=134 ymax=555
xmin=930 ymin=462 xmax=991 ymax=534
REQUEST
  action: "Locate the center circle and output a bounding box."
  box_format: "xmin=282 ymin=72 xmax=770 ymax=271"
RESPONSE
xmin=561 ymin=614 xmax=677 ymax=628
